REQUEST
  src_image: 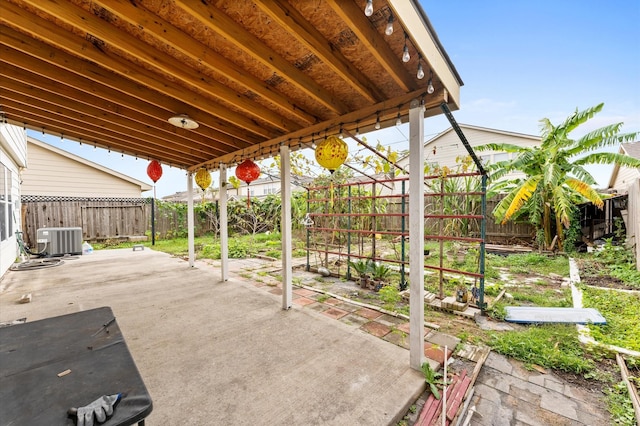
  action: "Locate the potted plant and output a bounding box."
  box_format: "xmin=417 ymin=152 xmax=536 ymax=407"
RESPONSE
xmin=348 ymin=259 xmax=371 ymax=288
xmin=371 ymin=263 xmax=391 ymax=292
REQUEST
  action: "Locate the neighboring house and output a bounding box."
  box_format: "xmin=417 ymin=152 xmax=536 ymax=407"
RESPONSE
xmin=608 ymin=142 xmax=640 ymax=194
xmin=396 ymin=124 xmax=541 ymax=181
xmin=1 ymin=124 xmax=27 ymax=278
xmin=22 ymin=137 xmax=152 ymax=197
xmin=20 ymin=137 xmax=153 ymax=246
xmin=607 ymin=142 xmax=640 ymax=267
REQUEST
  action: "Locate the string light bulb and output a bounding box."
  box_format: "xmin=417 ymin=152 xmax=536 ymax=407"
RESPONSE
xmin=374 ymin=113 xmax=381 ymax=130
xmin=364 ymin=0 xmax=373 ymax=17
xmin=427 ymin=71 xmax=434 ymax=94
xmin=355 ymin=121 xmax=360 ymax=136
xmin=396 ymin=111 xmax=402 ymax=126
xmin=402 ymin=38 xmax=410 ymax=62
xmin=385 ymin=13 xmax=394 ymax=36
xmin=417 ymin=55 xmax=425 ymax=79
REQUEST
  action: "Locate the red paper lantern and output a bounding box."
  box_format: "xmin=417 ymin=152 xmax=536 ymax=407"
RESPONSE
xmin=147 ymin=160 xmax=163 ymax=183
xmin=235 ymin=159 xmax=260 ymax=185
xmin=235 ymin=159 xmax=260 ymax=207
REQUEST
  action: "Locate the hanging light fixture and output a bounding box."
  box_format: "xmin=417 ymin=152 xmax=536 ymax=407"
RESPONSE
xmin=395 ymin=110 xmax=402 ymax=126
xmin=364 ymin=0 xmax=373 ymax=17
xmin=417 ymin=55 xmax=425 ymax=79
xmin=402 ymin=34 xmax=411 ymax=63
xmin=374 ymin=113 xmax=381 ymax=130
xmin=385 ymin=13 xmax=394 ymax=36
xmin=168 ymin=114 xmax=199 ymax=129
xmin=427 ymin=71 xmax=435 ymax=94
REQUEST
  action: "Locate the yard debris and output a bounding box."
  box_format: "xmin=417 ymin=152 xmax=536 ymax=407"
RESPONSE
xmin=18 ymin=293 xmax=32 ymax=304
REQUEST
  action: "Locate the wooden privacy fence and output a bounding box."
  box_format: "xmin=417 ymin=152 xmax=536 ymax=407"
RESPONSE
xmin=625 ymin=178 xmax=639 ymax=269
xmin=379 ymin=199 xmax=535 ymax=244
xmin=21 ymin=196 xmax=151 ymax=246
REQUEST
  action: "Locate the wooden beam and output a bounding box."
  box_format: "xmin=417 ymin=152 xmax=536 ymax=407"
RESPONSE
xmin=176 ymin=1 xmax=349 ymax=115
xmin=326 ymin=0 xmax=417 ymax=93
xmin=2 ymin=1 xmax=277 ymax=140
xmin=1 ymin=78 xmax=222 ymax=160
xmin=0 ymin=28 xmax=260 ymax=149
xmin=256 ymin=0 xmax=385 ymax=104
xmin=91 ymin=0 xmax=318 ymax=127
xmin=0 ymin=58 xmax=231 ymax=157
xmin=193 ymin=88 xmax=446 ymax=170
xmin=2 ymin=104 xmax=197 ymax=167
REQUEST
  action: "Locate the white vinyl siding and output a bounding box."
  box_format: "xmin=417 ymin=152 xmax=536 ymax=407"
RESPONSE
xmin=396 ymin=125 xmax=540 ymax=185
xmin=0 ymin=124 xmax=26 ymax=277
xmin=612 ymin=166 xmax=640 ymax=193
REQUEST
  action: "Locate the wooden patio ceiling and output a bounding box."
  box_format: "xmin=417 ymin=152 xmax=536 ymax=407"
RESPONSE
xmin=0 ymin=0 xmax=462 ymax=171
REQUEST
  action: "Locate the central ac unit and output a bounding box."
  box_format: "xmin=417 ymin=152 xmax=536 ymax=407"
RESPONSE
xmin=36 ymin=227 xmax=83 ymax=256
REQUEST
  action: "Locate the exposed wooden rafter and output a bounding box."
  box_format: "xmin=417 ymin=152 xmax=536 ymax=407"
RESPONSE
xmin=0 ymin=0 xmax=462 ymax=169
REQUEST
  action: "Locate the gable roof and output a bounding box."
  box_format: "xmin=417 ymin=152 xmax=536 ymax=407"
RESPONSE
xmin=397 ymin=123 xmax=540 ymax=163
xmin=28 ymin=137 xmax=152 ymax=191
xmin=424 ymin=124 xmax=539 ymax=146
xmin=608 ymin=141 xmax=640 ymax=188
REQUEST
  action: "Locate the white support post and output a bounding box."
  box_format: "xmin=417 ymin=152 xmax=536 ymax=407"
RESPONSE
xmin=280 ymin=145 xmax=293 ymax=310
xmin=187 ymin=171 xmax=195 ymax=267
xmin=219 ymin=164 xmax=229 ymax=281
xmin=408 ymin=99 xmax=425 ymax=371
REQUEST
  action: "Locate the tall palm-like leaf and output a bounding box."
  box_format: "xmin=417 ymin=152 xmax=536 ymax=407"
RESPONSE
xmin=478 ymin=103 xmax=639 ymax=249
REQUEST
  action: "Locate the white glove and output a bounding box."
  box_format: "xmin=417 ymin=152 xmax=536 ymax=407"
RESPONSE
xmin=74 ymin=394 xmax=121 ymax=426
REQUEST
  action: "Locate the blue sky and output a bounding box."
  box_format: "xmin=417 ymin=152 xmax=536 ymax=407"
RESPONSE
xmin=31 ymin=0 xmax=640 ymax=197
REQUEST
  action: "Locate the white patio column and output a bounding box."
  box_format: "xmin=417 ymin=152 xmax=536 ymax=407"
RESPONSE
xmin=219 ymin=164 xmax=229 ymax=281
xmin=280 ymin=145 xmax=293 ymax=310
xmin=408 ymin=99 xmax=425 ymax=370
xmin=187 ymin=171 xmax=195 ymax=267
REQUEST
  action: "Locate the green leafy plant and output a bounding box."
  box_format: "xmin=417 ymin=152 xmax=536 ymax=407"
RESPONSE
xmin=478 ymin=103 xmax=639 ymax=250
xmin=371 ymin=263 xmax=391 ymax=281
xmin=605 ymin=381 xmax=637 ymax=426
xmin=581 ymin=287 xmax=640 ymax=351
xmin=421 ymin=362 xmax=444 ymax=400
xmin=378 ymin=285 xmax=401 ymax=311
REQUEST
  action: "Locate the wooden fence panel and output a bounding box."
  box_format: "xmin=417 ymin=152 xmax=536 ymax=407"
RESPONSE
xmin=379 ymin=199 xmax=535 ymax=243
xmin=625 ymin=178 xmax=639 ymax=270
xmin=21 ymin=196 xmax=151 ymax=245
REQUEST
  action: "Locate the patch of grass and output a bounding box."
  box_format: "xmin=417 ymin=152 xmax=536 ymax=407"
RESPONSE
xmin=581 ymin=287 xmax=640 ymax=351
xmin=605 ymin=382 xmax=637 ymax=426
xmin=316 ymin=294 xmax=330 ymax=303
xmin=487 ymin=253 xmax=569 ymax=276
xmin=509 ymin=288 xmax=572 ymax=308
xmin=488 ymin=324 xmax=595 ymax=374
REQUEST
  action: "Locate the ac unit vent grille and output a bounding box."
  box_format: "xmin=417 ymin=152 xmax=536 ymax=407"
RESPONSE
xmin=36 ymin=227 xmax=83 ymax=256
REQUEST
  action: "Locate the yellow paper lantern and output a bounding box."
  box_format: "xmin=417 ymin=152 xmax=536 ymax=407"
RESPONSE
xmin=195 ymin=168 xmax=212 ymax=191
xmin=315 ymin=135 xmax=348 ymax=173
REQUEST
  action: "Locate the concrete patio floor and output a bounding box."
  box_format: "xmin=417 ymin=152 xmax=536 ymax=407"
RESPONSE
xmin=0 ymin=249 xmax=425 ymax=425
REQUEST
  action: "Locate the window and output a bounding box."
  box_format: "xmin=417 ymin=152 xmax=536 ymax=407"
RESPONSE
xmin=493 ymin=153 xmax=509 ymax=163
xmin=0 ymin=162 xmax=12 ymax=242
xmin=263 ymin=187 xmax=276 ymax=195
